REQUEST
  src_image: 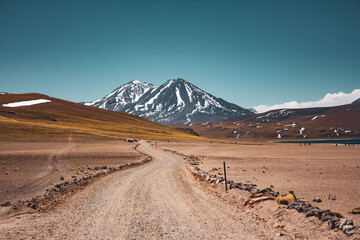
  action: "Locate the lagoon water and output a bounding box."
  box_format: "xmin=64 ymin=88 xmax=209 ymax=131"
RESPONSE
xmin=278 ymin=139 xmax=360 ymax=145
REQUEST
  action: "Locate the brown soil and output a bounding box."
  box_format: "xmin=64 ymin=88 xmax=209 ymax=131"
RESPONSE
xmin=1 ymin=140 xmax=359 ymax=238
xmin=157 ymin=141 xmax=360 ymax=225
xmin=0 ymin=140 xmax=141 ymax=204
xmin=0 ymin=142 xmax=275 ymax=239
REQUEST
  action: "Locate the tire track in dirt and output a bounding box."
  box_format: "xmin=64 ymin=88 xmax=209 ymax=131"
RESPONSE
xmin=12 ymin=136 xmax=74 ymax=198
xmin=0 ymin=141 xmax=274 ymax=239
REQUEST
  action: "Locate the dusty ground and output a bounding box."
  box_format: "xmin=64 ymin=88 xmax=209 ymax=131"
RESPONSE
xmin=0 ymin=140 xmax=141 ymax=204
xmin=157 ymin=141 xmax=360 ymax=224
xmin=0 ymin=142 xmax=275 ymax=239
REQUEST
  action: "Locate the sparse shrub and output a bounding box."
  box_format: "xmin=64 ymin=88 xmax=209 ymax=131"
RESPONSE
xmin=275 ymin=194 xmax=295 ymax=205
xmin=218 ymin=172 xmax=223 ymax=175
xmin=350 ymin=207 xmax=360 ymax=214
xmin=2 ymin=166 xmax=5 ymax=169
xmin=1 ymin=161 xmax=5 ymax=164
xmin=5 ymin=171 xmax=10 ymax=175
xmin=14 ymin=167 xmax=19 ymax=171
xmin=333 ymin=211 xmax=344 ymax=218
xmin=71 ymin=175 xmax=76 ymax=178
xmin=250 ymin=183 xmax=258 ymax=187
xmin=270 ymin=184 xmax=274 ymax=188
xmin=71 ymin=168 xmax=74 ymax=171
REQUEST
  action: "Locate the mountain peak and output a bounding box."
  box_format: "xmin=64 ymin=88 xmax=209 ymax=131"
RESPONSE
xmin=170 ymin=78 xmax=186 ymax=82
xmin=86 ymin=78 xmax=254 ymax=124
xmin=129 ymin=80 xmax=142 ymax=84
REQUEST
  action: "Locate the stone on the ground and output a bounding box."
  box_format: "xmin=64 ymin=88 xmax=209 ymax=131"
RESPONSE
xmin=312 ymin=197 xmax=322 ymax=202
xmin=328 ymin=194 xmax=336 ymax=200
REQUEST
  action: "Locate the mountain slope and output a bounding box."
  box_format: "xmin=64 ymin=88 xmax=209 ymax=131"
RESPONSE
xmin=86 ymin=78 xmax=253 ymax=124
xmin=184 ymin=101 xmax=360 ymax=140
xmin=85 ymin=80 xmax=157 ymax=111
xmin=0 ymin=93 xmax=205 ymax=141
xmin=352 ymin=98 xmax=360 ymax=104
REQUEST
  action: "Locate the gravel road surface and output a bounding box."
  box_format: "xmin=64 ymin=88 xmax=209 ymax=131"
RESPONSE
xmin=0 ymin=142 xmax=273 ymax=239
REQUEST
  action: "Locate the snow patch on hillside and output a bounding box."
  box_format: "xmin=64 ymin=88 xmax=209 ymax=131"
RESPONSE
xmin=3 ymin=99 xmax=51 ymax=107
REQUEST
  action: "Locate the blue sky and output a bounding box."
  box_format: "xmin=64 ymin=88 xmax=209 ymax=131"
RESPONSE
xmin=0 ymin=0 xmax=359 ymax=109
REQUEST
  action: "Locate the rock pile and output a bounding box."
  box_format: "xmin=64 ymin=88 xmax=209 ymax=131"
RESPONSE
xmin=1 ymin=144 xmax=152 ymax=212
xmin=161 ymin=147 xmax=358 ymax=237
xmin=163 ymin=148 xmax=279 ymax=201
xmin=287 ymin=200 xmax=358 ymax=236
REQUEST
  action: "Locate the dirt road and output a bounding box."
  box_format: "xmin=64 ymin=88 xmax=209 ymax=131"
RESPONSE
xmin=1 ymin=142 xmax=274 ymax=239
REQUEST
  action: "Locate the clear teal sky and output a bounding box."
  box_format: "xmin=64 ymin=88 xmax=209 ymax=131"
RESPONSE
xmin=0 ymin=0 xmax=359 ymax=108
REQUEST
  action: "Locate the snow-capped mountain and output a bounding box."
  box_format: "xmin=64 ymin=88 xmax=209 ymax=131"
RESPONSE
xmin=85 ymin=78 xmax=253 ymax=124
xmin=84 ymin=80 xmax=157 ymax=111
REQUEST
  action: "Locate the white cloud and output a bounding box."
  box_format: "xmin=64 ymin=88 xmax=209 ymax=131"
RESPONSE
xmin=253 ymin=89 xmax=360 ymax=113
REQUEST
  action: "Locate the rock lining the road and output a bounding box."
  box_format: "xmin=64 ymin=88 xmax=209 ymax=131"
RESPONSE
xmin=162 ymin=147 xmax=359 ymax=237
xmin=1 ymin=144 xmax=152 ymax=213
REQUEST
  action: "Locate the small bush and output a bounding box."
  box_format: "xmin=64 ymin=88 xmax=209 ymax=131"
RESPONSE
xmin=334 ymin=211 xmax=344 ymax=218
xmin=270 ymin=184 xmax=274 ymax=188
xmin=71 ymin=175 xmax=76 ymax=178
xmin=14 ymin=167 xmax=19 ymax=171
xmin=1 ymin=161 xmax=5 ymax=164
xmin=218 ymin=172 xmax=223 ymax=175
xmin=5 ymin=171 xmax=10 ymax=175
xmin=210 ymin=167 xmax=222 ymax=172
xmin=275 ymin=194 xmax=295 ymax=205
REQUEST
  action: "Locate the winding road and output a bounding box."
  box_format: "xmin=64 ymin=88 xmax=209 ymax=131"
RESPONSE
xmin=1 ymin=142 xmax=273 ymax=239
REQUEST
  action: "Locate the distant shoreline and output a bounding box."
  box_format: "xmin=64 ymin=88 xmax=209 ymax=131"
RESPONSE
xmin=277 ymin=139 xmax=360 ymax=145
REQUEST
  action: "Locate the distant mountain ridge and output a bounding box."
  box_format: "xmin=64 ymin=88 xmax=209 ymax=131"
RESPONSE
xmin=85 ymin=78 xmax=253 ymax=124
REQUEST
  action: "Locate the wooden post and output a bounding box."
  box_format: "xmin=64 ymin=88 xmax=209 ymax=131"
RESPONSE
xmin=223 ymin=161 xmax=228 ymax=191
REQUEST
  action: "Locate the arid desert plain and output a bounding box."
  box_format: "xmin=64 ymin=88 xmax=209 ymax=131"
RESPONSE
xmin=0 ymin=138 xmax=359 ymax=239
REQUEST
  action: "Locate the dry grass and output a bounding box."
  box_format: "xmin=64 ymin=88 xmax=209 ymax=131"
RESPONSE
xmin=333 ymin=211 xmax=345 ymax=218
xmin=0 ymin=93 xmax=211 ymax=142
xmin=275 ymin=194 xmax=295 ymax=205
xmin=350 ymin=207 xmax=360 ymax=214
xmin=210 ymin=167 xmax=221 ymax=172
